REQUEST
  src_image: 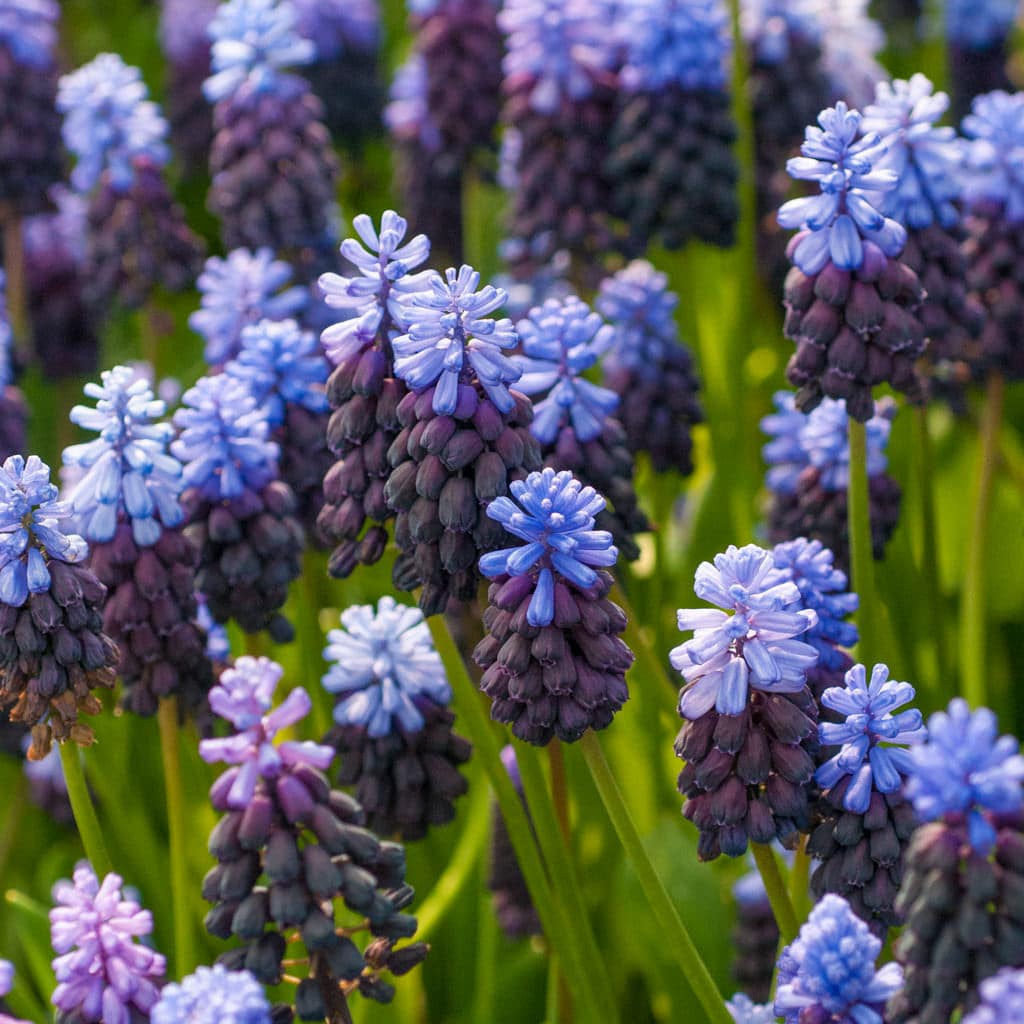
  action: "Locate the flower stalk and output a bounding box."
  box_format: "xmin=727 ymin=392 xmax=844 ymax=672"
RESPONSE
xmin=847 ymin=419 xmax=879 ymax=663
xmin=58 ymin=743 xmax=112 ymax=878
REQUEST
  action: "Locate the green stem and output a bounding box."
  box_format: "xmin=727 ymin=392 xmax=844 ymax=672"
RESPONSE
xmin=0 ymin=774 xmax=27 ymax=884
xmin=158 ymin=697 xmax=194 ymax=976
xmin=473 ymin=890 xmax=499 ymax=1024
xmin=610 ymin=582 xmax=675 ymax=693
xmin=580 ymin=732 xmax=732 ymax=1024
xmin=58 ymin=742 xmax=112 ymax=878
xmin=1 ymin=211 xmax=29 ymax=362
xmin=789 ymin=837 xmax=812 ymax=925
xmin=961 ymin=374 xmax=1005 ymax=708
xmin=547 ymin=743 xmax=573 ymax=1022
xmin=847 ymin=419 xmax=880 ymax=665
xmin=751 ymin=843 xmax=800 ymax=943
xmin=426 ymin=616 xmax=605 ymax=1023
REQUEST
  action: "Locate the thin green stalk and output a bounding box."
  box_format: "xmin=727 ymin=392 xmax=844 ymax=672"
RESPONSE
xmin=547 ymin=743 xmax=573 ymax=1022
xmin=300 ymin=570 xmax=330 ymax=738
xmin=580 ymin=731 xmax=733 ymax=1024
xmin=751 ymin=843 xmax=799 ymax=943
xmin=961 ymin=374 xmax=1005 ymax=707
xmin=610 ymin=582 xmax=675 ymax=693
xmin=847 ymin=419 xmax=880 ymax=666
xmin=427 ymin=615 xmax=605 ymax=1023
xmin=158 ymin=697 xmax=194 ymax=975
xmin=473 ymin=891 xmax=499 ymax=1024
xmin=58 ymin=742 xmax=112 ymax=878
xmin=1 ymin=212 xmax=28 ymax=360
xmin=789 ymin=838 xmax=812 ymax=925
xmin=0 ymin=774 xmax=27 ymax=884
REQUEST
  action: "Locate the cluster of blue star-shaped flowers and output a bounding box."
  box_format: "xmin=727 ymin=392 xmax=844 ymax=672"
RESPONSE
xmin=0 ymin=0 xmax=58 ymax=69
xmin=960 ymin=90 xmax=1024 ymax=225
xmin=57 ymin=53 xmax=170 ymax=193
xmin=62 ymin=366 xmax=185 ymax=547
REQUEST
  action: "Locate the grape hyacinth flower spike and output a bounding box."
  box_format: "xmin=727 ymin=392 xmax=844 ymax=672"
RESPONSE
xmin=204 ymin=0 xmax=339 ymax=277
xmin=172 ymin=373 xmax=304 ymax=643
xmin=778 ymin=102 xmax=927 ymax=421
xmin=515 ymin=294 xmax=650 ymax=560
xmin=0 ymin=271 xmax=27 ymax=462
xmin=862 ymin=74 xmax=984 ymax=403
xmin=774 ymin=893 xmax=903 ymax=1023
xmin=607 ymin=0 xmax=738 ymax=252
xmin=807 ymin=662 xmax=923 ymax=935
xmin=0 ymin=0 xmax=63 ymax=216
xmin=50 ymin=863 xmax=166 ymax=1024
xmin=960 ymin=90 xmax=1024 ymax=381
xmin=672 ymin=543 xmax=821 ymax=859
xmin=322 ymin=596 xmax=471 ymax=840
xmin=62 ymin=366 xmax=214 ymax=718
xmin=498 ymin=0 xmax=621 ymax=277
xmin=58 ymin=53 xmax=204 ymax=313
xmin=0 ymin=455 xmax=118 ymax=758
xmin=290 ymin=0 xmax=383 ymax=150
xmin=387 ymin=263 xmax=542 ymax=614
xmin=226 ymin=317 xmax=331 ymax=543
xmin=889 ymin=699 xmax=1024 ymax=1022
xmin=947 ymin=0 xmax=1017 ymax=119
xmin=762 ymin=392 xmax=902 ymax=572
xmin=316 ymin=211 xmax=433 ymax=579
xmin=159 ymin=0 xmax=218 ymax=176
xmin=473 ymin=468 xmax=633 ymax=745
xmin=596 ymin=260 xmax=703 ymax=476
xmin=200 ymin=656 xmax=428 ymax=1020
xmin=151 ymin=964 xmax=271 ymax=1024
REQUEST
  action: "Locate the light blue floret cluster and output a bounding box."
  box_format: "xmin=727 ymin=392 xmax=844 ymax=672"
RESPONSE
xmin=0 ymin=0 xmax=58 ymax=68
xmin=960 ymin=91 xmax=1024 ymax=224
xmin=151 ymin=964 xmax=271 ymax=1024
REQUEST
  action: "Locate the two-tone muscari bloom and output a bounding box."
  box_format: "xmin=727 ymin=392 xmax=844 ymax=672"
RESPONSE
xmin=50 ymin=863 xmax=166 ymax=1024
xmin=392 ymin=265 xmax=521 ymax=415
xmin=62 ymin=367 xmax=184 ymax=546
xmin=774 ymin=894 xmax=902 ymax=1023
xmin=58 ymin=54 xmax=170 ymax=193
xmin=963 ymin=967 xmax=1024 ymax=1023
xmin=0 ymin=455 xmax=88 ymax=607
xmin=779 ymin=102 xmax=906 ymax=274
xmin=151 ymin=964 xmax=271 ymax=1024
xmin=672 ymin=544 xmax=818 ymax=718
xmin=199 ymin=656 xmax=334 ymax=809
xmin=190 ymin=248 xmax=308 ymax=367
xmin=0 ymin=0 xmax=58 ymax=68
xmin=905 ymin=698 xmax=1024 ymax=853
xmin=515 ymin=297 xmax=618 ymax=444
xmin=480 ymin=469 xmax=618 ymax=627
xmin=961 ymin=90 xmax=1024 ymax=223
xmin=322 ymin=596 xmax=450 ymax=736
xmin=815 ymin=663 xmax=925 ymax=813
xmin=203 ymin=0 xmax=314 ymax=103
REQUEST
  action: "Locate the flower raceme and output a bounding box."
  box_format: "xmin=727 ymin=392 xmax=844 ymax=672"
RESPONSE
xmin=151 ymin=964 xmax=271 ymax=1024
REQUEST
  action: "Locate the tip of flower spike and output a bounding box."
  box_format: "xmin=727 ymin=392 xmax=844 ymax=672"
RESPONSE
xmin=961 ymin=90 xmax=1024 ymax=223
xmin=151 ymin=964 xmax=272 ymax=1024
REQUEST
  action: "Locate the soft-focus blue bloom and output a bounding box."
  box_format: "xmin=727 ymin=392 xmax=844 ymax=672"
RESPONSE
xmin=770 ymin=537 xmax=858 ymax=667
xmin=905 ymin=698 xmax=1024 ymax=853
xmin=774 ymin=894 xmax=902 ymax=1024
xmin=50 ymin=863 xmax=166 ymax=1024
xmin=196 ymin=593 xmax=231 ymax=663
xmin=671 ymin=543 xmax=819 ymax=719
xmin=596 ymin=260 xmax=684 ymax=377
xmin=815 ymin=0 xmax=886 ymax=111
xmin=515 ymin=296 xmax=619 ymax=444
xmin=740 ymin=0 xmax=822 ymax=65
xmin=204 ymin=0 xmax=315 ymax=103
xmin=862 ymin=74 xmax=963 ymax=230
xmin=190 ymin=248 xmax=308 ymax=367
xmin=0 ymin=0 xmax=58 ymax=68
xmin=498 ymin=0 xmax=619 ymax=115
xmin=726 ymin=993 xmax=778 ymax=1024
xmin=961 ymin=90 xmax=1024 ymax=224
xmin=480 ymin=468 xmax=618 ymax=627
xmin=778 ymin=103 xmax=906 ymax=274
xmin=0 ymin=455 xmax=88 ymax=608
xmin=63 ymin=366 xmax=184 ymax=547
xmin=159 ymin=0 xmax=218 ymax=62
xmin=322 ymin=596 xmax=450 ymax=737
xmin=963 ymin=967 xmax=1024 ymax=1024
xmin=393 ymin=265 xmax=521 ymax=415
xmin=0 ymin=958 xmax=12 ymax=997
xmin=947 ymin=0 xmax=1019 ymax=50
xmin=291 ymin=0 xmax=378 ymax=58
xmin=815 ymin=663 xmax=925 ymax=812
xmin=225 ymin=318 xmax=328 ymax=427
xmin=494 ymin=250 xmax=573 ymax=322
xmin=619 ymin=0 xmax=730 ymax=92
xmin=200 ymin=656 xmax=335 ymax=808
xmin=319 ymin=210 xmax=433 ymax=365
xmin=384 ymin=55 xmax=442 ymax=154
xmin=58 ymin=54 xmax=170 ymax=193
xmin=171 ymin=374 xmax=279 ymax=501
xmin=152 ymin=965 xmax=271 ymax=1024
xmin=0 ymin=270 xmax=10 ymax=392
xmin=23 ymin=186 xmax=88 ymax=269
xmin=760 ymin=392 xmax=810 ymax=496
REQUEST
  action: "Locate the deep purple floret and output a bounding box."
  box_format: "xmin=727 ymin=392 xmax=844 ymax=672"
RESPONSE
xmin=778 ymin=102 xmax=906 ymax=274
xmin=199 ymin=655 xmax=334 ymax=808
xmin=290 ymin=0 xmax=379 ymax=59
xmin=816 ymin=662 xmax=925 ymax=813
xmin=905 ymin=697 xmax=1024 ymax=853
xmin=514 ymin=296 xmax=618 ymax=444
xmin=479 ymin=467 xmax=618 ymax=627
xmin=50 ymin=863 xmax=166 ymax=1024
